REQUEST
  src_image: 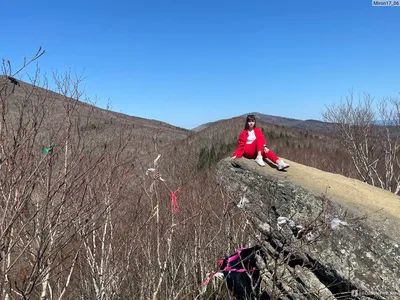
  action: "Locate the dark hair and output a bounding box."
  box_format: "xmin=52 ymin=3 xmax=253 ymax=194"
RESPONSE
xmin=245 ymin=114 xmax=257 ymax=130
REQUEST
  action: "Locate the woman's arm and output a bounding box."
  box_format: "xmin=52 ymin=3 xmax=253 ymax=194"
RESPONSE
xmin=232 ymin=130 xmax=247 ymax=158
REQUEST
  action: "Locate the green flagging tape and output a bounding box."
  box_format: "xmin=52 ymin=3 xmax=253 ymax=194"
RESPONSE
xmin=42 ymin=143 xmax=58 ymax=153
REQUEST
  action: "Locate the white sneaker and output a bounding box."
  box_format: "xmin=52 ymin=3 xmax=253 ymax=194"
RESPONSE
xmin=255 ymin=156 xmax=265 ymax=166
xmin=277 ymin=159 xmax=289 ymax=171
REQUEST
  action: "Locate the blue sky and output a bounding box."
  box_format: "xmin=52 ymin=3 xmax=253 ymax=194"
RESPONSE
xmin=2 ymin=0 xmax=399 ymax=129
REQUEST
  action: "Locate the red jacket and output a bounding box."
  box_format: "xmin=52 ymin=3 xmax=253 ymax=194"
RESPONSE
xmin=232 ymin=128 xmax=266 ymax=158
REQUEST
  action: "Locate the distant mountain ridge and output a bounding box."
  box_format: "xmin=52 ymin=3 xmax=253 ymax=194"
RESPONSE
xmin=192 ymin=112 xmax=335 ymax=133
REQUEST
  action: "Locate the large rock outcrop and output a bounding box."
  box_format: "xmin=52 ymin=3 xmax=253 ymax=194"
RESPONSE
xmin=216 ymin=157 xmax=400 ymax=300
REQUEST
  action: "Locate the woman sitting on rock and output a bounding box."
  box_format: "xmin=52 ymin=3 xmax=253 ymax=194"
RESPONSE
xmin=230 ymin=114 xmax=289 ymax=170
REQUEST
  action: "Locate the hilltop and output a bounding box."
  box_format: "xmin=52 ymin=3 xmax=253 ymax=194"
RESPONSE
xmin=192 ymin=112 xmax=335 ymax=133
xmin=0 ymin=75 xmax=189 ymax=132
xmin=1 ymin=75 xmax=190 ymax=151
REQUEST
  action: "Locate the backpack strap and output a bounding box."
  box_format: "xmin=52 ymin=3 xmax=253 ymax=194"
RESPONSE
xmin=224 ymin=246 xmax=256 ymax=273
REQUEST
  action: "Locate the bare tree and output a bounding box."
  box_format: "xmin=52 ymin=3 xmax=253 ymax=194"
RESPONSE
xmin=323 ymin=90 xmax=400 ymax=194
xmin=0 ymin=48 xmax=133 ymax=299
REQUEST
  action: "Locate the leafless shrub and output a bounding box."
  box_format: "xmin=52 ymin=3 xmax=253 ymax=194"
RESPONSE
xmin=323 ymin=90 xmax=400 ymax=194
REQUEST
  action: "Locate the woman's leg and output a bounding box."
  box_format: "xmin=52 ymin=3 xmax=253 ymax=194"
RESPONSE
xmin=263 ymin=146 xmax=290 ymax=170
xmin=262 ymin=146 xmax=279 ymax=163
xmin=243 ymin=141 xmax=267 ymax=166
xmin=253 ymin=139 xmax=266 ymax=166
xmin=256 ymin=137 xmax=265 ymax=157
xmin=243 ymin=142 xmax=257 ymax=159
